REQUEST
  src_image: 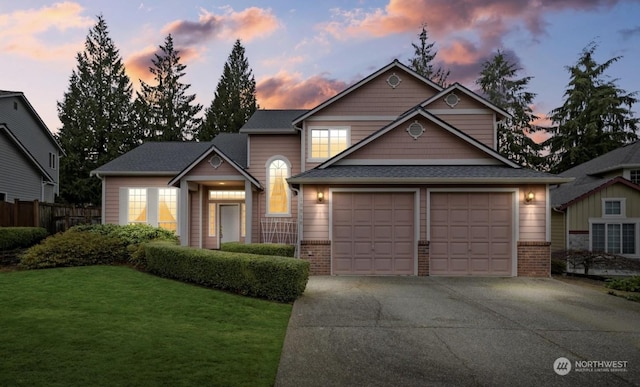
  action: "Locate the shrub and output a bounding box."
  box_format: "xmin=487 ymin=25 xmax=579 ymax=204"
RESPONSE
xmin=20 ymin=231 xmax=128 ymax=269
xmin=145 ymin=243 xmax=309 ymax=302
xmin=551 ymin=258 xmax=566 ymax=275
xmin=221 ymin=242 xmax=295 ymax=257
xmin=70 ymin=224 xmax=179 ymax=266
xmin=605 ymin=276 xmax=640 ymax=292
xmin=0 ymin=227 xmax=48 ymax=250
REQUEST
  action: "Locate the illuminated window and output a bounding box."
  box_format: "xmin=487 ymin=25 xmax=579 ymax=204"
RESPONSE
xmin=268 ymin=158 xmax=290 ymax=215
xmin=158 ymin=188 xmax=177 ymax=232
xmin=128 ymin=189 xmax=147 ymax=224
xmin=209 ymin=191 xmax=246 ymax=200
xmin=241 ymin=203 xmax=246 ymax=237
xmin=310 ymin=128 xmax=348 ymax=159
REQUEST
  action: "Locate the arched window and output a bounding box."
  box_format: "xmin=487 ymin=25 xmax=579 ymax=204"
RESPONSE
xmin=267 ymin=157 xmax=290 ymax=215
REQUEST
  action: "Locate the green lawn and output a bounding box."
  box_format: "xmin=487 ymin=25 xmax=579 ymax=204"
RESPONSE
xmin=0 ymin=266 xmax=293 ymax=386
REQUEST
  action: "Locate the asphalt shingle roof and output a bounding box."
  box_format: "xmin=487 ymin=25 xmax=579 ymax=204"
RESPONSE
xmin=240 ymin=110 xmax=307 ymax=133
xmin=92 ymin=133 xmax=249 ymax=174
xmin=289 ymin=165 xmax=566 ymax=183
xmin=550 ymin=141 xmax=640 ymax=207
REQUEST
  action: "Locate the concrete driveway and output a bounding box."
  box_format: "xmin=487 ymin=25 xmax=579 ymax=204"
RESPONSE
xmin=275 ymin=276 xmax=640 ymax=387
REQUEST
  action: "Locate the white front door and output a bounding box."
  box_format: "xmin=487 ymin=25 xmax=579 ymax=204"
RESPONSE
xmin=220 ymin=204 xmax=240 ymax=244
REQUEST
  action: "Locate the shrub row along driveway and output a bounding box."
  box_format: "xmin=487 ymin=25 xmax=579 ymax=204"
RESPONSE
xmin=276 ymin=277 xmax=640 ymax=387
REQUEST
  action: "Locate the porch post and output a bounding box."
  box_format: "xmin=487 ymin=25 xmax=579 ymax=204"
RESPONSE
xmin=179 ymin=180 xmax=189 ymax=246
xmin=245 ymin=180 xmax=252 ymax=244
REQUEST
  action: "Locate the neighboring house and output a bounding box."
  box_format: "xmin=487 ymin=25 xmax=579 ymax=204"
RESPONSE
xmin=93 ymin=60 xmax=570 ymax=277
xmin=0 ymin=90 xmax=63 ymax=203
xmin=550 ymin=141 xmax=640 ymax=259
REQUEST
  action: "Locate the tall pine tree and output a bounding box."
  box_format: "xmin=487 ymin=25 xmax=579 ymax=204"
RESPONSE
xmin=408 ymin=24 xmax=450 ymax=86
xmin=544 ymin=42 xmax=638 ymax=173
xmin=136 ymin=34 xmax=202 ymax=141
xmin=198 ymin=39 xmax=257 ymax=140
xmin=476 ymin=50 xmax=542 ymax=169
xmin=57 ymin=15 xmax=139 ymax=205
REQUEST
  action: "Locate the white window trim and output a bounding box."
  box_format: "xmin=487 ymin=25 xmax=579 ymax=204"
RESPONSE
xmin=265 ymin=155 xmax=292 ymax=217
xmin=589 ymin=217 xmax=640 ymax=258
xmin=119 ymin=187 xmax=180 ymax=235
xmin=307 ymin=126 xmax=350 ymax=162
xmin=602 ymin=198 xmax=625 ymax=218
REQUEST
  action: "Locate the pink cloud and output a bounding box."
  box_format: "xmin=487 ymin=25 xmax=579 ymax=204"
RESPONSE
xmin=0 ymin=2 xmax=93 ymax=60
xmin=125 ymin=45 xmax=201 ymax=86
xmin=163 ymin=6 xmax=280 ymax=46
xmin=257 ymin=71 xmax=349 ymax=109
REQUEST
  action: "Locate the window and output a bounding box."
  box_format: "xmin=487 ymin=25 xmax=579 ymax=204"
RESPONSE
xmin=158 ymin=188 xmax=178 ymax=232
xmin=631 ymin=170 xmax=640 ymax=184
xmin=241 ymin=203 xmax=246 ymax=237
xmin=209 ymin=191 xmax=245 ymax=200
xmin=267 ymin=158 xmax=290 ymax=215
xmin=128 ymin=189 xmax=147 ymax=224
xmin=592 ymin=223 xmax=636 ymax=255
xmin=0 ymin=192 xmax=6 ymax=202
xmin=602 ymin=199 xmax=624 ymax=217
xmin=310 ymin=127 xmax=348 ymax=159
xmin=49 ymin=152 xmax=57 ymax=170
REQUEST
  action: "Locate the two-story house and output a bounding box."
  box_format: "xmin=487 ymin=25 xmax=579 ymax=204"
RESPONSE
xmin=92 ymin=60 xmax=569 ymax=276
xmin=0 ymin=90 xmax=63 ymax=203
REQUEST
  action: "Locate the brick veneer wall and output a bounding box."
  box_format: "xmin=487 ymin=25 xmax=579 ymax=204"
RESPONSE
xmin=418 ymin=240 xmax=429 ymax=276
xmin=300 ymin=240 xmax=331 ymax=275
xmin=517 ymin=241 xmax=551 ymax=277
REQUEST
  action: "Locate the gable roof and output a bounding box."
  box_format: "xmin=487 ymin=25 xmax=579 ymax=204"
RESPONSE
xmin=315 ymin=106 xmax=520 ymax=169
xmin=551 ymin=141 xmax=640 ymax=208
xmin=292 ymin=60 xmax=443 ymax=126
xmin=167 ymin=133 xmax=261 ymax=188
xmin=240 ymin=110 xmax=307 ymax=134
xmin=0 ymin=90 xmax=63 ymax=153
xmin=422 ymin=83 xmax=510 ymax=120
xmin=0 ymin=123 xmax=55 ymax=183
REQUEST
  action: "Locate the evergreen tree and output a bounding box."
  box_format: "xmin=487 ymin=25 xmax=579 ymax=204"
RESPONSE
xmin=56 ymin=15 xmax=139 ymax=205
xmin=408 ymin=23 xmax=450 ymax=86
xmin=543 ymin=42 xmax=638 ymax=173
xmin=476 ymin=50 xmax=542 ymax=169
xmin=198 ymin=39 xmax=257 ymax=140
xmin=136 ymin=34 xmax=202 ymax=141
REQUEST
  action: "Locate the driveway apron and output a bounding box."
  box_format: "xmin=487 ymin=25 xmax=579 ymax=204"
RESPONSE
xmin=275 ymin=276 xmax=640 ymax=387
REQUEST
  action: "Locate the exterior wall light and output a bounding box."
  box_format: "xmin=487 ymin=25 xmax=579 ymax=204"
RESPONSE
xmin=525 ymin=191 xmax=535 ymax=203
xmin=317 ymin=191 xmax=324 ymax=203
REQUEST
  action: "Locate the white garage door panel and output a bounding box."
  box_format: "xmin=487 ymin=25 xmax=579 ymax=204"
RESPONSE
xmin=332 ymin=192 xmax=415 ymax=275
xmin=430 ymin=192 xmax=513 ymax=276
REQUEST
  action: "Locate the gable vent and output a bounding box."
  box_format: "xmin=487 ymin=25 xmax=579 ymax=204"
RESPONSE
xmin=387 ymin=73 xmax=402 ymax=89
xmin=406 ymin=121 xmax=425 ymax=140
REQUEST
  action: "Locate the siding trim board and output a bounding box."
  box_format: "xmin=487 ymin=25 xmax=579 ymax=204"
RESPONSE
xmin=0 ymin=124 xmax=54 ymax=183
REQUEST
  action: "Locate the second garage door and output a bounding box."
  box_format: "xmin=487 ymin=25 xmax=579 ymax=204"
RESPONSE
xmin=332 ymin=192 xmax=415 ymax=275
xmin=430 ymin=192 xmax=514 ymax=276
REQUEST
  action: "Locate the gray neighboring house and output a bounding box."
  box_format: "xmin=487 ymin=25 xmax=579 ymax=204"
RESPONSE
xmin=550 ymin=141 xmax=640 ymax=258
xmin=0 ymin=90 xmax=63 ymax=203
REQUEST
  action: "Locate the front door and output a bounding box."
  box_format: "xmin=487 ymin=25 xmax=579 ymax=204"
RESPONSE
xmin=220 ymin=204 xmax=240 ymax=244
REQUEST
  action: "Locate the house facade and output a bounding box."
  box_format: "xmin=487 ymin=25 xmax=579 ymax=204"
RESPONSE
xmin=0 ymin=90 xmax=63 ymax=203
xmin=550 ymin=141 xmax=640 ymax=259
xmin=93 ymin=60 xmax=569 ymax=276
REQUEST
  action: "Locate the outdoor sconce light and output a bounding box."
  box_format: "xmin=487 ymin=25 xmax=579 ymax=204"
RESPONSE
xmin=317 ymin=191 xmax=324 ymax=203
xmin=525 ymin=191 xmax=535 ymax=203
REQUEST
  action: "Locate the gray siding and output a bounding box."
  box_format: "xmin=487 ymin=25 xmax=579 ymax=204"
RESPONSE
xmin=0 ymin=95 xmax=60 ymax=201
xmin=0 ymin=131 xmax=43 ymax=201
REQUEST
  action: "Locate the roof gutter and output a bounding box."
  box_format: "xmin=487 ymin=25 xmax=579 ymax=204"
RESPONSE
xmin=287 ymin=176 xmax=575 ymax=185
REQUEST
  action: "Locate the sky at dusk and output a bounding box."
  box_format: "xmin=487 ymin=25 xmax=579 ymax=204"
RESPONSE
xmin=2 ymin=0 xmax=640 ymax=140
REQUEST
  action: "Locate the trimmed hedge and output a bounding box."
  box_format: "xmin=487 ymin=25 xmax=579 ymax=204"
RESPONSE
xmin=145 ymin=243 xmax=309 ymax=302
xmin=0 ymin=227 xmax=48 ymax=250
xmin=19 ymin=224 xmax=179 ymax=270
xmin=221 ymin=242 xmax=295 ymax=257
xmin=20 ymin=231 xmax=128 ymax=269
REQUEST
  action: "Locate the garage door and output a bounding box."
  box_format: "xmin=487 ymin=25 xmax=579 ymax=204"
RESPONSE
xmin=333 ymin=192 xmax=415 ymax=275
xmin=430 ymin=192 xmax=513 ymax=276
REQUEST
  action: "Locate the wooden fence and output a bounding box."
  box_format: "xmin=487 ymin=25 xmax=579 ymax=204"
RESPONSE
xmin=0 ymin=200 xmax=101 ymax=234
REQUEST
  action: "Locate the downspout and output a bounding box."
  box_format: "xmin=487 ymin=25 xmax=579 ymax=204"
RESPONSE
xmin=291 ymin=186 xmax=302 ymax=259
